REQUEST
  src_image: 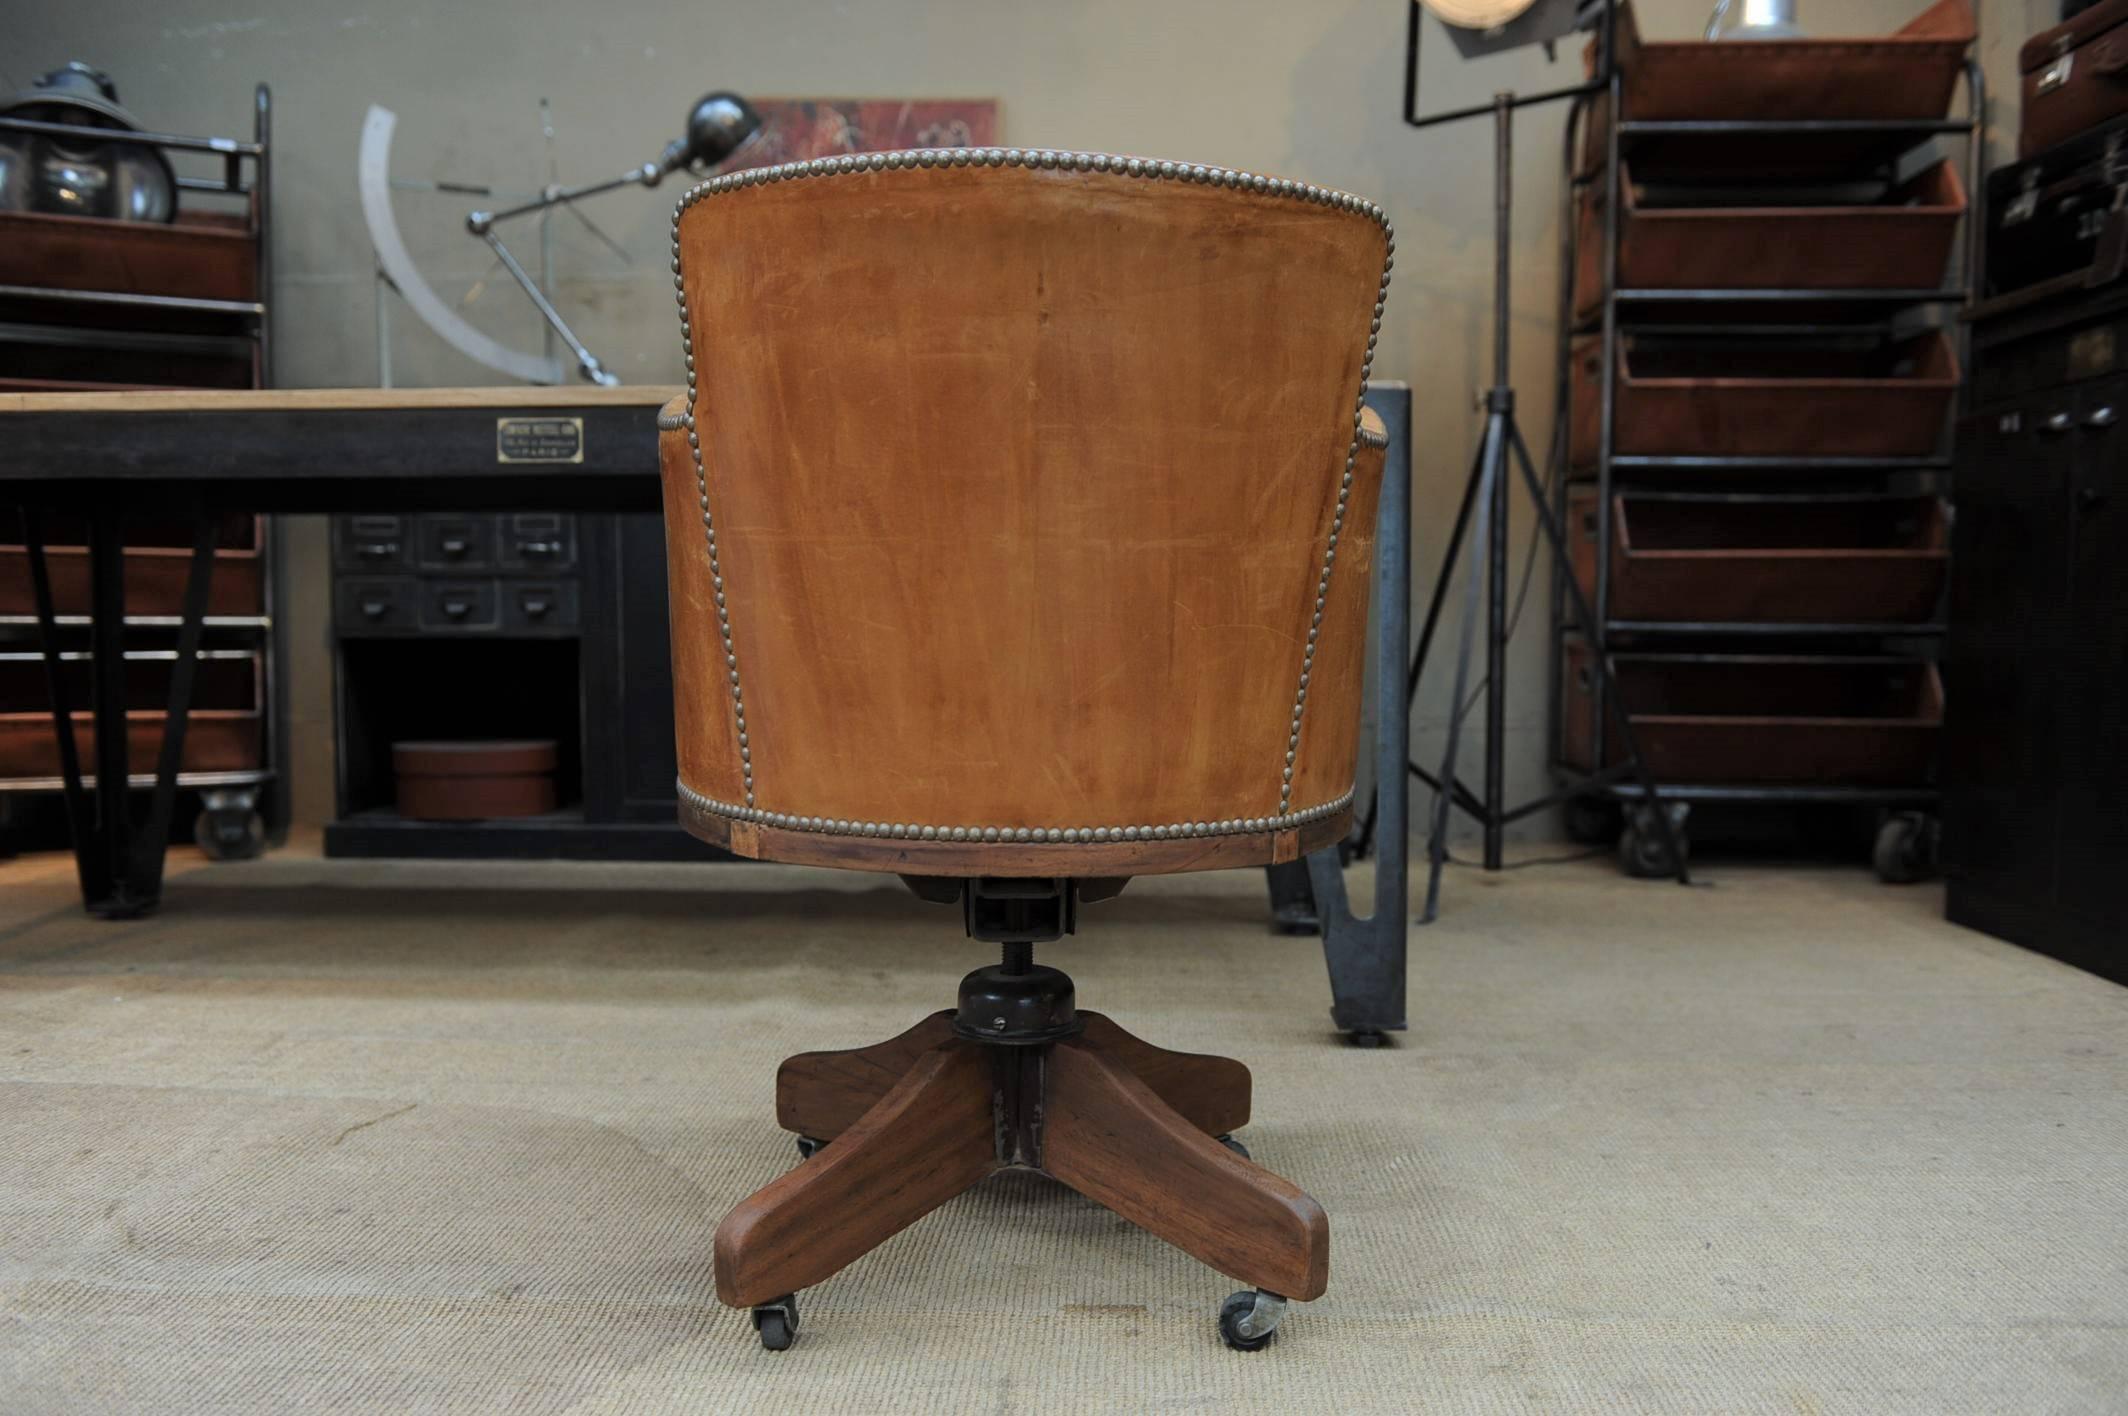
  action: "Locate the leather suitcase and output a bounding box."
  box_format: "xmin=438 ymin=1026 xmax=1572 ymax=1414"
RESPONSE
xmin=2022 ymin=0 xmax=2128 ymax=158
xmin=1987 ymin=110 xmax=2128 ymax=297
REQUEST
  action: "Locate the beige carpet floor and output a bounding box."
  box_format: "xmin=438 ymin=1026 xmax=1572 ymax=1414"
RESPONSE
xmin=1 ymin=842 xmax=2124 ymax=1414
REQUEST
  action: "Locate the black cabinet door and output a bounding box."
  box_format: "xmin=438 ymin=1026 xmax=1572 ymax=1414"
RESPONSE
xmin=2056 ymin=381 xmax=2128 ymax=933
xmin=578 ymin=512 xmax=682 ymax=822
xmin=1943 ymin=399 xmax=2074 ymax=907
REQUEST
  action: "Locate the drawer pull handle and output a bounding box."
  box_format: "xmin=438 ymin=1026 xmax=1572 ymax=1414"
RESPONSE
xmin=441 ymin=536 xmax=471 ymax=556
xmin=2042 ymin=411 xmax=2075 ymax=434
xmin=360 ymin=599 xmax=389 ymax=620
xmin=442 ymin=599 xmax=473 ymax=619
xmin=521 ymin=597 xmax=551 ymax=618
xmin=2085 ymin=406 xmax=2118 ymax=428
xmin=519 ymin=540 xmax=563 ymax=556
xmin=358 ymin=541 xmax=400 ymax=559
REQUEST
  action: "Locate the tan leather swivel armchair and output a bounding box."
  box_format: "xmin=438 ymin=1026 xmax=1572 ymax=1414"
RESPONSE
xmin=657 ymin=145 xmax=1393 ymax=1351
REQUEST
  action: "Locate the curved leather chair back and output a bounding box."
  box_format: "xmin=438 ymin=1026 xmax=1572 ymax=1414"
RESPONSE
xmin=658 ymin=148 xmax=1394 ymax=876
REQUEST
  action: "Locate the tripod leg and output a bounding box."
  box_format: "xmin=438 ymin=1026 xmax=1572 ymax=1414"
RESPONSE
xmin=1423 ymin=413 xmax=1504 ymax=921
xmin=1505 ymin=422 xmax=1689 ymax=884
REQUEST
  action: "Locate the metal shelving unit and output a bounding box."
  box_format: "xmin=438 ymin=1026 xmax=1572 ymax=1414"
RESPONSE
xmin=1550 ymin=49 xmax=1985 ymax=880
xmin=0 ymin=86 xmax=285 ymax=861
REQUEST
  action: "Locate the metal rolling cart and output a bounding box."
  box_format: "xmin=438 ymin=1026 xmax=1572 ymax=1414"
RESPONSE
xmin=1551 ymin=4 xmax=1983 ymax=880
xmin=0 ymin=84 xmax=286 ymax=872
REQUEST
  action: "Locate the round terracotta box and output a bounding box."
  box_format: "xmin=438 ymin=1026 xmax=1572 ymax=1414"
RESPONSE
xmin=393 ymin=739 xmax=558 ymax=820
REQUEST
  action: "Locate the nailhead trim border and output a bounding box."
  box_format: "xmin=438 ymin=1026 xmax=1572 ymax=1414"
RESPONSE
xmin=678 ymin=777 xmax=1354 ymax=845
xmin=669 ymin=146 xmax=1393 ymax=821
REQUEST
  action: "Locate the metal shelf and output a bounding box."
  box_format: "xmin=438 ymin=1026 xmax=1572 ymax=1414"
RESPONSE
xmin=1608 ymin=454 xmax=1952 ymax=472
xmin=0 ymin=614 xmax=272 ymax=630
xmin=0 ymin=284 xmax=265 ymax=320
xmin=1548 ymin=49 xmax=1981 ymax=856
xmin=0 ymin=320 xmax=258 ymax=359
xmin=1613 ymin=287 xmax=1967 ymax=306
xmin=1605 ymin=620 xmax=1946 ymax=638
xmin=1556 ymin=768 xmax=1939 ymax=808
xmin=0 ymin=768 xmax=272 ymax=795
xmin=1619 ymin=118 xmax=1972 ymax=138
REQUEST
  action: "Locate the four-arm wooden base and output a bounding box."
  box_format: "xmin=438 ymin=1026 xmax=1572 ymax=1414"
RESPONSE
xmin=713 ymin=1009 xmax=1329 ymax=1324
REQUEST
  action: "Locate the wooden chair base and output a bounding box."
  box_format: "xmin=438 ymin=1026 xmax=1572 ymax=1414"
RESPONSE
xmin=714 ymin=1003 xmax=1329 ymax=1330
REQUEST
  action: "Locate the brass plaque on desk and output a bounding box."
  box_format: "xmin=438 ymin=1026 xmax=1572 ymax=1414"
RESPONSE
xmin=495 ymin=416 xmax=584 ymax=464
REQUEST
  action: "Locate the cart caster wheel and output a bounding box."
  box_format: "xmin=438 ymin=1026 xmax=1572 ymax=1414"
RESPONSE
xmin=1564 ymin=794 xmax=1623 ymax=846
xmin=194 ymin=790 xmax=264 ymax=862
xmin=1873 ymin=812 xmax=1939 ymax=884
xmin=794 ymin=1135 xmax=823 ymax=1161
xmin=1217 ymin=1133 xmax=1250 ymax=1161
xmin=1618 ymin=803 xmax=1689 ymax=879
xmin=1347 ymin=1028 xmax=1388 ymax=1050
xmin=752 ymin=1294 xmax=799 ymax=1351
xmin=1218 ymin=1289 xmax=1286 ymax=1351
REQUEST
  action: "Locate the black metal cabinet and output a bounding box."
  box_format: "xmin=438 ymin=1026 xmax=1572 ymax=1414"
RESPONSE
xmin=578 ymin=511 xmax=684 ymax=823
xmin=2058 ymin=380 xmax=2128 ymax=929
xmin=1945 ymin=337 xmax=2128 ymax=981
xmin=325 ymin=508 xmax=719 ymax=861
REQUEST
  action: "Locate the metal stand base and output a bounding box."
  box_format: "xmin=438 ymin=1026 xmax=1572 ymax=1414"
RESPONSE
xmin=21 ymin=503 xmax=217 ymax=918
xmin=1400 ymin=95 xmax=1688 ymax=918
xmin=1261 ymin=376 xmax=1413 ymax=1043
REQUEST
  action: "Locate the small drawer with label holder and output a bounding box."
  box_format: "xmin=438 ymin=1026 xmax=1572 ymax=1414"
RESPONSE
xmin=498 ymin=513 xmax=577 ymax=572
xmin=334 ymin=515 xmax=410 ymax=572
xmin=416 ymin=514 xmax=495 ymax=572
xmin=419 ymin=579 xmax=500 ymax=631
xmin=502 ymin=581 xmax=579 ymax=633
xmin=335 ymin=577 xmax=417 ymax=634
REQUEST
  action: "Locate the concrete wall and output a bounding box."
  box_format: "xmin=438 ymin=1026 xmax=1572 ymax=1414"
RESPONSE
xmin=13 ymin=0 xmax=2024 ymax=839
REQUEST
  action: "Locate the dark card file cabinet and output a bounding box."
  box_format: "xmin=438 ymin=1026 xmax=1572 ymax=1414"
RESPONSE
xmin=1943 ymin=296 xmax=2128 ymax=984
xmin=326 ymin=510 xmax=718 ymax=861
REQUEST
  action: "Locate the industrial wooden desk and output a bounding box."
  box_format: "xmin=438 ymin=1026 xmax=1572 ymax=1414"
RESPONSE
xmin=0 ymin=386 xmax=671 ymax=918
xmin=0 ymin=384 xmax=1408 ymax=1040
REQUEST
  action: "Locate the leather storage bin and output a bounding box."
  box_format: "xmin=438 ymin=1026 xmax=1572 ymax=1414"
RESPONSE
xmin=1560 ymin=642 xmax=1943 ymax=785
xmin=0 ymin=514 xmax=265 ymax=618
xmin=0 ymin=652 xmax=261 ymax=780
xmin=1570 ymin=331 xmax=1960 ymax=466
xmin=0 ymin=208 xmax=259 ymax=303
xmin=394 ymin=739 xmax=558 ymax=820
xmin=1572 ymin=161 xmax=1965 ymax=325
xmin=1568 ymin=490 xmax=1949 ymax=625
xmin=2019 ymin=0 xmax=2128 ymax=159
xmin=1581 ymin=0 xmax=1974 ymax=176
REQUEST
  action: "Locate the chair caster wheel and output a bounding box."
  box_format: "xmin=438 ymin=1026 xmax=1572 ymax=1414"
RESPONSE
xmin=1217 ymin=1133 xmax=1250 ymax=1161
xmin=794 ymin=1135 xmax=823 ymax=1160
xmin=1873 ymin=811 xmax=1939 ymax=884
xmin=752 ymin=1294 xmax=799 ymax=1351
xmin=1347 ymin=1028 xmax=1388 ymax=1049
xmin=194 ymin=789 xmax=265 ymax=861
xmin=1618 ymin=802 xmax=1690 ymax=880
xmin=1218 ymin=1289 xmax=1286 ymax=1352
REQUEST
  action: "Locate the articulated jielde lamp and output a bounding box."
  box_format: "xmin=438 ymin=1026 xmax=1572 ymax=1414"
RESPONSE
xmin=461 ymin=92 xmax=763 ymax=385
xmin=359 ymin=91 xmax=763 ymax=387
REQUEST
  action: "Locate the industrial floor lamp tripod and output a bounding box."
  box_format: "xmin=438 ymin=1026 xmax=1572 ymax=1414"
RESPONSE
xmin=1394 ymin=0 xmax=1689 ymax=917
